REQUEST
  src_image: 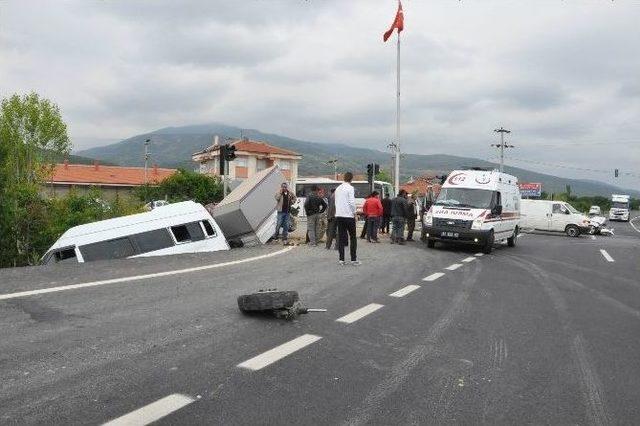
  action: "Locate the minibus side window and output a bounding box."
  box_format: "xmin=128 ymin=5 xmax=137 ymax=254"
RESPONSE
xmin=171 ymin=221 xmax=205 ymax=243
xmin=45 ymin=246 xmax=77 ymax=264
xmin=202 ymin=220 xmax=217 ymax=237
xmin=131 ymin=229 xmax=174 ymax=253
xmin=80 ymin=238 xmax=135 ymax=262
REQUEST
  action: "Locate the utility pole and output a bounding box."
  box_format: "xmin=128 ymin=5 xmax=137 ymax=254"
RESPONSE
xmin=394 ymin=29 xmax=401 ymax=195
xmin=144 ymin=138 xmax=151 ymax=184
xmin=491 ymin=127 xmax=513 ymax=173
xmin=388 ymin=142 xmax=398 ymax=194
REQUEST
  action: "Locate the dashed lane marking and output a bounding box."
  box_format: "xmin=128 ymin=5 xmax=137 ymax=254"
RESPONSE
xmin=590 ymin=235 xmax=596 ymax=240
xmin=336 ymin=303 xmax=384 ymax=324
xmin=237 ymin=334 xmax=322 ymax=371
xmin=445 ymin=263 xmax=463 ymax=271
xmin=0 ymin=246 xmax=295 ymax=301
xmin=599 ymin=249 xmax=615 ymax=262
xmin=475 ymin=253 xmax=484 ymax=257
xmin=389 ymin=285 xmax=421 ymax=298
xmin=423 ymin=272 xmax=445 ymax=282
xmin=103 ymin=393 xmax=196 ymax=426
xmin=461 ymin=257 xmax=475 ymax=263
xmin=630 ymin=217 xmax=640 ymax=234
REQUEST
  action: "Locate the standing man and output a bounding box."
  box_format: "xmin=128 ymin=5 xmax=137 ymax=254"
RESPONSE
xmin=391 ymin=189 xmax=408 ymax=245
xmin=363 ymin=191 xmax=383 ymax=242
xmin=381 ymin=193 xmax=392 ymax=234
xmin=304 ymin=185 xmax=327 ymax=246
xmin=406 ymin=194 xmax=418 ymax=241
xmin=274 ymin=182 xmax=296 ymax=245
xmin=325 ymin=188 xmax=338 ymax=250
xmin=360 ymin=193 xmax=370 ymax=239
xmin=335 ymin=172 xmax=360 ymax=265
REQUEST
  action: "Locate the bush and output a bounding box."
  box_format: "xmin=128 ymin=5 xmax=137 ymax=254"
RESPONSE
xmin=134 ymin=169 xmax=223 ymax=205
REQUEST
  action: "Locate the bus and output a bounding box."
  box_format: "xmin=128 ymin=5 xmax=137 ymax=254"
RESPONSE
xmin=294 ymin=177 xmax=394 ymax=217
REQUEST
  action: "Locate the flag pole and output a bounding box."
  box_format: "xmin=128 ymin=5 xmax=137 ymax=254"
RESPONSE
xmin=394 ymin=30 xmax=401 ymax=195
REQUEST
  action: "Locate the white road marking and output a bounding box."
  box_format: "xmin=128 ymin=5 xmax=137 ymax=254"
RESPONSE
xmin=599 ymin=249 xmax=614 ymax=262
xmin=336 ymin=303 xmax=384 ymax=324
xmin=389 ymin=285 xmax=421 ymax=298
xmin=0 ymin=246 xmax=295 ymax=301
xmin=445 ymin=263 xmax=463 ymax=271
xmin=103 ymin=393 xmax=195 ymax=426
xmin=237 ymin=334 xmax=322 ymax=371
xmin=475 ymin=253 xmax=484 ymax=257
xmin=590 ymin=235 xmax=596 ymax=240
xmin=630 ymin=217 xmax=640 ymax=234
xmin=461 ymin=257 xmax=476 ymax=263
xmin=423 ymin=272 xmax=445 ymax=282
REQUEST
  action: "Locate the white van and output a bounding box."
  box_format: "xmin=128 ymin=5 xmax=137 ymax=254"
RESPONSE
xmin=520 ymin=199 xmax=591 ymax=237
xmin=42 ymin=201 xmax=229 ymax=264
xmin=422 ymin=169 xmax=521 ymax=254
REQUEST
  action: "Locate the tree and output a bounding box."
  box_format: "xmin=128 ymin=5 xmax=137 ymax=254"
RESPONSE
xmin=0 ymin=93 xmax=71 ymax=266
xmin=375 ymin=169 xmax=393 ymax=184
xmin=134 ymin=169 xmax=223 ymax=205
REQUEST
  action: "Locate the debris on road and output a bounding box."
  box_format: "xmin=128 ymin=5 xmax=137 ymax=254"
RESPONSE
xmin=237 ymin=289 xmax=326 ymax=320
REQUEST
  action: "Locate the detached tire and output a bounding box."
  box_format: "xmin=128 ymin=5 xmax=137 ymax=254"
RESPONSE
xmin=427 ymin=239 xmax=436 ymax=249
xmin=507 ymin=227 xmax=518 ymax=247
xmin=482 ymin=231 xmax=494 ymax=254
xmin=238 ymin=290 xmax=299 ymax=312
xmin=565 ymin=225 xmax=580 ymax=237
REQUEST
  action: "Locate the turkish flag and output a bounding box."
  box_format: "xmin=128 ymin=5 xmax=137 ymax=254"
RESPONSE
xmin=383 ymin=1 xmax=404 ymax=42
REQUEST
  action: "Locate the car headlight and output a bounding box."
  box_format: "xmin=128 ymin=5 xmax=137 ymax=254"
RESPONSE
xmin=471 ymin=219 xmax=483 ymax=230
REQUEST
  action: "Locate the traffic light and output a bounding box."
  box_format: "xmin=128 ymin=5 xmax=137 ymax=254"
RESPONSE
xmin=225 ymin=144 xmax=237 ymax=161
xmin=219 ymin=145 xmax=227 ymax=175
xmin=367 ymin=163 xmax=374 ymax=184
xmin=615 ymin=169 xmax=619 ymax=178
xmin=374 ymin=164 xmax=380 ymax=175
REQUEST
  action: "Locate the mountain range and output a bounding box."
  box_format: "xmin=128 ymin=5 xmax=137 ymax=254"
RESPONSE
xmin=77 ymin=123 xmax=639 ymax=198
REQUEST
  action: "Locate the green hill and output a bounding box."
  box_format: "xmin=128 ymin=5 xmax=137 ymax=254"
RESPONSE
xmin=77 ymin=123 xmax=639 ymax=198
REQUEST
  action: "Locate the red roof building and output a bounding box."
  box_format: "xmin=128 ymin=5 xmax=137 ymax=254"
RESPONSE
xmin=192 ymin=138 xmax=302 ymax=185
xmin=43 ymin=161 xmax=177 ymax=199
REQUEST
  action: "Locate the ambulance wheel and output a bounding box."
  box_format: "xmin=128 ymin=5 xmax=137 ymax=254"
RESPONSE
xmin=238 ymin=290 xmax=299 ymax=312
xmin=507 ymin=227 xmax=518 ymax=247
xmin=565 ymin=225 xmax=580 ymax=237
xmin=427 ymin=239 xmax=436 ymax=249
xmin=482 ymin=231 xmax=494 ymax=254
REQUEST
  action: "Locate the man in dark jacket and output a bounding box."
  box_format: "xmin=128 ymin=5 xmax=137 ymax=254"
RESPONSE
xmin=381 ymin=194 xmax=392 ymax=234
xmin=406 ymin=194 xmax=418 ymax=241
xmin=390 ymin=190 xmax=409 ymax=244
xmin=325 ymin=188 xmax=337 ymax=249
xmin=304 ymin=185 xmax=327 ymax=246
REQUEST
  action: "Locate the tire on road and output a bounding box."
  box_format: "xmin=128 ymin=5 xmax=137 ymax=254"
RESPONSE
xmin=565 ymin=225 xmax=580 ymax=237
xmin=482 ymin=230 xmax=494 ymax=254
xmin=507 ymin=226 xmax=518 ymax=247
xmin=238 ymin=290 xmax=300 ymax=312
xmin=427 ymin=239 xmax=436 ymax=248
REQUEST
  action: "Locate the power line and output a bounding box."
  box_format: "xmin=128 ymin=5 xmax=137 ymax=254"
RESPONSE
xmin=500 ymin=156 xmax=640 ymax=178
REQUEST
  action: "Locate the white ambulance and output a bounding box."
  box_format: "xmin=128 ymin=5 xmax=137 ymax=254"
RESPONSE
xmin=422 ymin=169 xmax=521 ymax=254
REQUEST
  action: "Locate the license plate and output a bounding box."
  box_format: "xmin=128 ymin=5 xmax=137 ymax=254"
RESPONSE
xmin=442 ymin=231 xmax=459 ymax=238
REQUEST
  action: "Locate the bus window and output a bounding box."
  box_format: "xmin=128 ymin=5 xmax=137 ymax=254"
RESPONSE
xmin=80 ymin=238 xmax=136 ymax=262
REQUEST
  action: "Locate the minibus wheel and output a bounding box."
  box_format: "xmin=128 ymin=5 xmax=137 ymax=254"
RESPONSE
xmin=507 ymin=227 xmax=518 ymax=247
xmin=427 ymin=239 xmax=435 ymax=248
xmin=482 ymin=231 xmax=494 ymax=254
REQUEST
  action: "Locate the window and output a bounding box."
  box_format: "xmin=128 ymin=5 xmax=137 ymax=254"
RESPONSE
xmin=80 ymin=238 xmax=136 ymax=262
xmin=202 ymin=220 xmax=216 ymax=237
xmin=278 ymin=160 xmax=291 ymax=170
xmin=234 ymin=156 xmax=248 ymax=167
xmin=131 ymin=229 xmax=174 ymax=253
xmin=43 ymin=246 xmax=77 ymax=264
xmin=171 ymin=221 xmax=206 ymax=243
xmin=171 ymin=225 xmax=191 ymax=242
xmin=257 ymin=159 xmax=268 ymax=171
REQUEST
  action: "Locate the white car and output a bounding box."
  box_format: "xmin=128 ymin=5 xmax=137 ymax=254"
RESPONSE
xmin=588 ymin=205 xmax=601 ymax=216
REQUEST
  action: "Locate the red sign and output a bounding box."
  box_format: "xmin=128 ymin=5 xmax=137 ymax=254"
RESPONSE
xmin=518 ymin=182 xmax=542 ymax=197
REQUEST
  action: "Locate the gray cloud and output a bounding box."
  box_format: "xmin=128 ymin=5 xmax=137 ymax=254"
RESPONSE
xmin=0 ymin=0 xmax=638 ymax=187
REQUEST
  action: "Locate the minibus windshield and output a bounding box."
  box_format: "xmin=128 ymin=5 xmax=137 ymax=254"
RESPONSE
xmin=434 ymin=188 xmax=497 ymax=209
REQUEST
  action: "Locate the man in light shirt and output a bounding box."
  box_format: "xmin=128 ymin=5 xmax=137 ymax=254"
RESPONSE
xmin=334 ymin=172 xmax=360 ymax=265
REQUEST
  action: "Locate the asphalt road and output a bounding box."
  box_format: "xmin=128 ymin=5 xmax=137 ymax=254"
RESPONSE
xmin=1 ymin=213 xmax=639 ymax=425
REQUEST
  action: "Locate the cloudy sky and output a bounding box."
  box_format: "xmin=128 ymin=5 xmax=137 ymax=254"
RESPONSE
xmin=1 ymin=1 xmax=639 ymax=187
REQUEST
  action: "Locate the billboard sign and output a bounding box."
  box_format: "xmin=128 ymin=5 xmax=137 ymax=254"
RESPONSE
xmin=518 ymin=182 xmax=542 ymax=198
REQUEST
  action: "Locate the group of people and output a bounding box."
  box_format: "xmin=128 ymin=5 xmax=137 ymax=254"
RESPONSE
xmin=273 ymin=172 xmax=423 ymax=265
